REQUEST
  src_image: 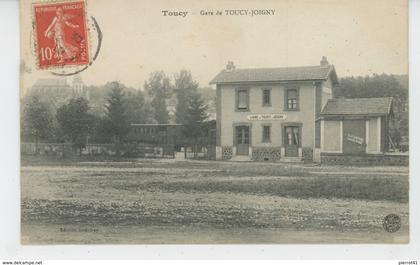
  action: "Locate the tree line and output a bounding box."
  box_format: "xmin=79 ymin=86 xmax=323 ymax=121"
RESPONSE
xmin=22 ymin=72 xmax=409 ymax=153
xmin=21 ymin=70 xmax=209 ymax=154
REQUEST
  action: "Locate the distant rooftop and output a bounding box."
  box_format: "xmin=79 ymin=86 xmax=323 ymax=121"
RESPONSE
xmin=32 ymin=75 xmax=84 ymax=88
xmin=320 ymin=97 xmax=393 ymax=116
xmin=72 ymin=74 xmax=83 ymax=84
xmin=32 ymin=78 xmax=68 ymax=87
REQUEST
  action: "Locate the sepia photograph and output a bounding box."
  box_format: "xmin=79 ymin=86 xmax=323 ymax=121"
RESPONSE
xmin=19 ymin=0 xmax=408 ymax=244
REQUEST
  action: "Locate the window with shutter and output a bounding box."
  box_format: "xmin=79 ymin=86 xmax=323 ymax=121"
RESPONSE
xmin=236 ymin=88 xmax=249 ymax=111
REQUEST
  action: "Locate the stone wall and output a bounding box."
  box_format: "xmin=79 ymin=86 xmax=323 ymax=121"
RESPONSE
xmin=321 ymin=153 xmax=408 ymax=166
xmin=251 ymin=147 xmax=282 ymax=161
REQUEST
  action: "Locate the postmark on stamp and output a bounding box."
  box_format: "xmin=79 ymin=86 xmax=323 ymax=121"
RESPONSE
xmin=33 ymin=1 xmax=89 ymax=69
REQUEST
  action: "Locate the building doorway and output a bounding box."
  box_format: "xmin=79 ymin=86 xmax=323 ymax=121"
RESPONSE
xmin=284 ymin=126 xmax=300 ymax=157
xmin=235 ymin=126 xmax=250 ymax=155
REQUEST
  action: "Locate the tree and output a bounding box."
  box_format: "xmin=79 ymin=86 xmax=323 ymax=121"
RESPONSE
xmin=56 ymin=97 xmax=95 ymax=155
xmin=174 ymin=70 xmax=199 ymax=124
xmin=125 ymin=89 xmax=153 ymax=124
xmin=144 ymin=71 xmax=172 ymax=123
xmin=182 ymin=92 xmax=208 ymax=157
xmin=22 ymin=94 xmax=54 ymax=153
xmin=335 ymin=74 xmax=407 ymax=99
xmin=88 ymin=115 xmax=110 ymax=144
xmin=103 ymin=82 xmax=130 ymax=152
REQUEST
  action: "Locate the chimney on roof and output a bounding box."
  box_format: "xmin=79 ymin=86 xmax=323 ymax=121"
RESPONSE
xmin=226 ymin=61 xmax=236 ymax=72
xmin=320 ymin=56 xmax=329 ymax=67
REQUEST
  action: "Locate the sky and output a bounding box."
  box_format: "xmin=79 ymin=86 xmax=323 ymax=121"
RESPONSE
xmin=21 ymin=0 xmax=408 ymax=90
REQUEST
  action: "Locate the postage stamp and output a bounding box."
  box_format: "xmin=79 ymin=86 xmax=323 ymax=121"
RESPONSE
xmin=33 ymin=1 xmax=89 ymax=69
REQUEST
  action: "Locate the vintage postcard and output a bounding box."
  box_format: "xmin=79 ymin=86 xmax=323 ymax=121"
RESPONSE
xmin=20 ymin=0 xmax=408 ymax=244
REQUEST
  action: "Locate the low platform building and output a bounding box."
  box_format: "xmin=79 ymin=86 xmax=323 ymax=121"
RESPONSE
xmin=318 ymin=97 xmax=394 ymax=163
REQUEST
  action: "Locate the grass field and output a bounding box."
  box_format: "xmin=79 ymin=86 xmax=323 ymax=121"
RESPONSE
xmin=21 ymin=157 xmax=409 ymax=244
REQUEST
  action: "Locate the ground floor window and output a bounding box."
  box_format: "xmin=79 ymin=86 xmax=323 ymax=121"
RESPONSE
xmin=262 ymin=125 xmax=271 ymax=142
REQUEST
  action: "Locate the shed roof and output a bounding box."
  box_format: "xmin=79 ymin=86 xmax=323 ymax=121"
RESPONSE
xmin=320 ymin=97 xmax=393 ymax=116
xmin=210 ymin=65 xmax=337 ymax=84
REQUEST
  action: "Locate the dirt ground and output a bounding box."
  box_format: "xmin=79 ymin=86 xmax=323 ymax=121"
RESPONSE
xmin=20 ymin=159 xmax=409 ymax=244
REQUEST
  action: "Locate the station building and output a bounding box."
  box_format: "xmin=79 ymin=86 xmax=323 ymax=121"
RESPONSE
xmin=210 ymin=57 xmax=338 ymax=162
xmin=210 ymin=58 xmax=398 ymax=163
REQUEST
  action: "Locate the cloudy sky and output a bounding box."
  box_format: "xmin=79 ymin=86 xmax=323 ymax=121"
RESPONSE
xmin=21 ymin=0 xmax=408 ymax=89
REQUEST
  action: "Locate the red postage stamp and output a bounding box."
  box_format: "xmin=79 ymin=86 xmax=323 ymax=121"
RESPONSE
xmin=33 ymin=1 xmax=89 ymax=69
